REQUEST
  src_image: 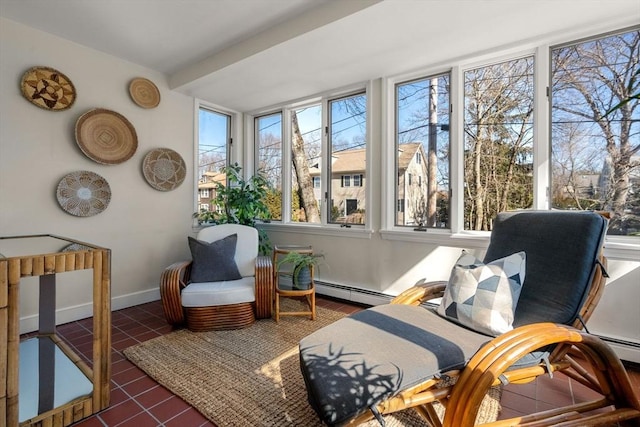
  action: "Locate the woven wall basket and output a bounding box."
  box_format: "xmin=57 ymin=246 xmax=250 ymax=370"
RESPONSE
xmin=20 ymin=66 xmax=76 ymax=111
xmin=56 ymin=170 xmax=111 ymax=217
xmin=142 ymin=148 xmax=186 ymax=191
xmin=129 ymin=77 xmax=161 ymax=109
xmin=75 ymin=108 xmax=138 ymax=165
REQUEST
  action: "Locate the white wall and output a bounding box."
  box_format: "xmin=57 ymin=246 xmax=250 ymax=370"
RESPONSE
xmin=0 ymin=18 xmax=195 ymax=331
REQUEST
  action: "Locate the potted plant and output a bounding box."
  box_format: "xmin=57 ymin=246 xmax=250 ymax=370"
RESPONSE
xmin=276 ymin=251 xmax=324 ymax=289
xmin=194 ymin=163 xmax=272 ymax=254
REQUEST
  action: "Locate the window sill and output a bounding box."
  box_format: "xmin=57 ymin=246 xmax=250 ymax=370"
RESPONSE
xmin=380 ymin=228 xmax=640 ymax=260
xmin=257 ymin=222 xmax=374 ymax=239
xmin=603 ymin=240 xmax=640 ymax=260
xmin=380 ymin=228 xmax=491 ymax=249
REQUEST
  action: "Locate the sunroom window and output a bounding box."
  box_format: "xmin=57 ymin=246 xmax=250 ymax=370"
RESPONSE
xmin=463 ymin=56 xmax=534 ymax=231
xmin=256 ymin=112 xmax=283 ymax=221
xmin=291 ymin=104 xmax=322 ymax=223
xmin=197 ymin=106 xmax=230 ymax=214
xmin=551 ymin=28 xmax=640 ymax=236
xmin=253 ymin=89 xmax=367 ymax=227
xmin=328 ymin=93 xmax=367 ymax=225
xmin=395 ymin=73 xmax=451 ymax=228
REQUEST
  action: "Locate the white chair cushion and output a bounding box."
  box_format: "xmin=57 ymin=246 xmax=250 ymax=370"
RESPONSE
xmin=181 ymin=276 xmax=255 ymax=307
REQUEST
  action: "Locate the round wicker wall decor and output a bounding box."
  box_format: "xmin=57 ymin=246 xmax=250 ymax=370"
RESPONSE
xmin=142 ymin=148 xmax=186 ymax=191
xmin=75 ymin=108 xmax=138 ymax=164
xmin=129 ymin=77 xmax=160 ymax=109
xmin=56 ymin=171 xmax=111 ymax=217
xmin=20 ymin=66 xmax=76 ymax=111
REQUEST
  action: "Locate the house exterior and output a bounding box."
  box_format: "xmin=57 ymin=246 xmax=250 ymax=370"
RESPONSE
xmin=396 ymin=143 xmax=431 ymax=226
xmin=309 ymin=148 xmax=367 ymax=223
xmin=308 ymin=144 xmax=433 ymax=225
xmin=197 ymin=171 xmax=226 ymax=213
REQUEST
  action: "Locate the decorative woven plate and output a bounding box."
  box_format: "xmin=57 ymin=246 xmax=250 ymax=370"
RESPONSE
xmin=75 ymin=108 xmax=138 ymax=164
xmin=142 ymin=148 xmax=186 ymax=191
xmin=129 ymin=77 xmax=160 ymax=109
xmin=20 ymin=66 xmax=76 ymax=111
xmin=56 ymin=171 xmax=111 ymax=217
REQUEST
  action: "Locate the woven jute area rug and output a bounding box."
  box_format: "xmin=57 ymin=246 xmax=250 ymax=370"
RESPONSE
xmin=124 ymin=299 xmax=501 ymax=426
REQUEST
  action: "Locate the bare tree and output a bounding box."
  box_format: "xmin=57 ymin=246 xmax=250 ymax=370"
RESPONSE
xmin=464 ymin=57 xmax=534 ymax=230
xmin=291 ymin=111 xmax=321 ymax=223
xmin=552 ymin=30 xmax=640 ymax=233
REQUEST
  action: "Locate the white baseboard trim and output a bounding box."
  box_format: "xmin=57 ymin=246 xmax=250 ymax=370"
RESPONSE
xmin=315 ymin=281 xmax=393 ymax=306
xmin=19 ymin=288 xmax=161 ymax=335
xmin=597 ymin=336 xmax=640 ymax=364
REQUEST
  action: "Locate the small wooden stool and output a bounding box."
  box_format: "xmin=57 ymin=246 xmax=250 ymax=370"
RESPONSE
xmin=273 ymin=245 xmax=316 ymax=322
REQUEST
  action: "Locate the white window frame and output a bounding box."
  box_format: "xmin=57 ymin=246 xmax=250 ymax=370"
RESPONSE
xmin=380 ymin=28 xmax=639 ymax=255
xmin=382 ymin=49 xmax=543 ymax=243
xmin=241 ymin=24 xmax=638 ymax=255
xmin=247 ymin=83 xmax=373 ymax=238
xmin=194 ymin=99 xmax=242 ymax=215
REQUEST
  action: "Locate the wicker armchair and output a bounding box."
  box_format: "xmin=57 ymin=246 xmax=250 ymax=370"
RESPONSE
xmin=160 ymin=224 xmax=272 ymax=331
xmin=299 ymin=211 xmax=640 ymax=426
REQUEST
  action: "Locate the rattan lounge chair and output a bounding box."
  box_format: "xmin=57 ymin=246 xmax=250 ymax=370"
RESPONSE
xmin=160 ymin=224 xmax=273 ymax=331
xmin=299 ymin=210 xmax=640 ymax=426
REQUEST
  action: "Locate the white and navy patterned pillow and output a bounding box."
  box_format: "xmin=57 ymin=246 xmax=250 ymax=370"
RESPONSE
xmin=437 ymin=250 xmax=526 ymax=336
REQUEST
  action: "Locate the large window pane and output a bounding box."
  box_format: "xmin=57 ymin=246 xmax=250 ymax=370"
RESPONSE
xmin=463 ymin=57 xmax=534 ymax=230
xmin=256 ymin=113 xmax=283 ymax=221
xmin=329 ymin=93 xmax=367 ymax=225
xmin=291 ymin=105 xmax=322 ymax=223
xmin=197 ymin=107 xmax=229 ymax=214
xmin=551 ymin=29 xmax=640 ymax=236
xmin=396 ymin=74 xmax=450 ymax=228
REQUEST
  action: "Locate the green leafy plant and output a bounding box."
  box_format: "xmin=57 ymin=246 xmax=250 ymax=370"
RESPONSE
xmin=276 ymin=251 xmax=324 ymax=286
xmin=195 ymin=163 xmax=272 ymax=254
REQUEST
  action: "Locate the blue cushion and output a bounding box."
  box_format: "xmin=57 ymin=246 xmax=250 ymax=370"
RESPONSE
xmin=188 ymin=234 xmax=242 ymax=282
xmin=299 ymin=304 xmax=489 ymax=426
xmin=484 ymin=211 xmax=607 ymax=327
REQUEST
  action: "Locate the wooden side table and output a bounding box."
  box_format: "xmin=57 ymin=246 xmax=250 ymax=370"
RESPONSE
xmin=272 ymin=245 xmax=316 ymax=322
xmin=0 ymin=235 xmax=111 ymax=427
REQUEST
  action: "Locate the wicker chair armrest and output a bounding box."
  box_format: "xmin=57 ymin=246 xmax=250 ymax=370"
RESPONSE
xmin=390 ymin=281 xmax=448 ymax=305
xmin=160 ymin=260 xmax=192 ymax=326
xmin=254 ymin=255 xmax=274 ymax=319
xmin=445 ymin=323 xmax=640 ymax=426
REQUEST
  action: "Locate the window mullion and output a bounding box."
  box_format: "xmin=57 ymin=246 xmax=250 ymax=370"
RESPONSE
xmin=533 ymin=44 xmax=550 ymax=210
xmin=450 ymin=65 xmax=464 ymax=233
xmin=322 ymin=98 xmax=329 ymax=225
xmin=282 ymin=108 xmax=293 ymax=223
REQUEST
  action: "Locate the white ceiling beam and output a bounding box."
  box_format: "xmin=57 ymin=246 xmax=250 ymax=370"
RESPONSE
xmin=168 ymin=0 xmax=382 ymax=90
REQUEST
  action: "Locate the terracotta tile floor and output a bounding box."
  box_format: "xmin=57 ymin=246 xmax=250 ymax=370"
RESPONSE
xmin=31 ymin=297 xmax=639 ymax=426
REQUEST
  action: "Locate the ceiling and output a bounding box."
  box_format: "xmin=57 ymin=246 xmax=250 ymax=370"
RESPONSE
xmin=1 ymin=0 xmax=639 ymax=112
